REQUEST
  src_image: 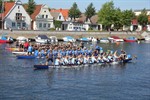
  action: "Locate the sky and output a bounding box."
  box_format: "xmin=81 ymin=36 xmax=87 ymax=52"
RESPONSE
xmin=20 ymin=0 xmax=150 ymax=12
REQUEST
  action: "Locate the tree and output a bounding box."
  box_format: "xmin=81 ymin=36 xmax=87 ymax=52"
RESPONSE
xmin=98 ymin=1 xmax=115 ymax=30
xmin=26 ymin=0 xmax=36 ymax=15
xmin=122 ymin=9 xmax=136 ymax=26
xmin=69 ymin=2 xmax=81 ymax=21
xmin=137 ymin=8 xmax=148 ymax=28
xmin=0 ymin=0 xmax=3 ymax=13
xmin=85 ymin=3 xmax=96 ymax=21
xmin=9 ymin=0 xmax=15 ymax=2
xmin=113 ymin=8 xmax=123 ymax=31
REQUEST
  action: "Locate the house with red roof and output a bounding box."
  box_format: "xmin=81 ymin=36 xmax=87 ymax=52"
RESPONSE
xmin=25 ymin=4 xmax=54 ymax=30
xmin=0 ymin=0 xmax=31 ymax=30
xmin=51 ymin=8 xmax=70 ymax=21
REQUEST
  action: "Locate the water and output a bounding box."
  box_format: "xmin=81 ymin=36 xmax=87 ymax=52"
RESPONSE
xmin=0 ymin=42 xmax=150 ymax=100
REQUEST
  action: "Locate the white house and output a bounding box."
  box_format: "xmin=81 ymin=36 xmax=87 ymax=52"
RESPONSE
xmin=134 ymin=9 xmax=150 ymax=16
xmin=0 ymin=0 xmax=31 ymax=30
xmin=78 ymin=14 xmax=102 ymax=31
xmin=29 ymin=4 xmax=54 ymax=30
xmin=50 ymin=12 xmax=65 ymax=21
xmin=61 ymin=21 xmax=84 ymax=31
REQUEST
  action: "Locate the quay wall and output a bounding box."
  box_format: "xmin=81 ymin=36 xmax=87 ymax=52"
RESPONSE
xmin=0 ymin=30 xmax=146 ymax=39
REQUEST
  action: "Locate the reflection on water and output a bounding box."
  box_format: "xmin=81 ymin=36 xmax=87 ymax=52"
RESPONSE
xmin=0 ymin=42 xmax=150 ymax=100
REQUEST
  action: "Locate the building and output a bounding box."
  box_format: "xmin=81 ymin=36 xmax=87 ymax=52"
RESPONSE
xmin=51 ymin=8 xmax=69 ymax=21
xmin=62 ymin=21 xmax=84 ymax=31
xmin=50 ymin=12 xmax=65 ymax=21
xmin=0 ymin=0 xmax=31 ymax=30
xmin=25 ymin=4 xmax=54 ymax=30
xmin=134 ymin=9 xmax=150 ymax=16
xmin=78 ymin=14 xmax=102 ymax=31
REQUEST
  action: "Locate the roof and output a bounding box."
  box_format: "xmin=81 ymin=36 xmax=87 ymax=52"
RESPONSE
xmin=0 ymin=2 xmax=15 ymax=19
xmin=37 ymin=35 xmax=49 ymax=39
xmin=134 ymin=9 xmax=150 ymax=12
xmin=51 ymin=8 xmax=69 ymax=20
xmin=50 ymin=12 xmax=60 ymax=20
xmin=24 ymin=4 xmax=42 ymax=21
xmin=77 ymin=14 xmax=98 ymax=25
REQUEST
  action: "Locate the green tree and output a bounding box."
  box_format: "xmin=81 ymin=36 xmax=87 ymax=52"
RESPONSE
xmin=26 ymin=0 xmax=36 ymax=15
xmin=69 ymin=2 xmax=81 ymax=21
xmin=0 ymin=0 xmax=3 ymax=13
xmin=54 ymin=20 xmax=62 ymax=29
xmin=98 ymin=1 xmax=115 ymax=30
xmin=113 ymin=8 xmax=123 ymax=31
xmin=85 ymin=3 xmax=96 ymax=21
xmin=137 ymin=8 xmax=148 ymax=28
xmin=9 ymin=0 xmax=15 ymax=2
xmin=122 ymin=9 xmax=136 ymax=26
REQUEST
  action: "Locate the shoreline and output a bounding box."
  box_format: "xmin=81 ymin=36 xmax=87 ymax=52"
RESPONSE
xmin=0 ymin=30 xmax=146 ymax=39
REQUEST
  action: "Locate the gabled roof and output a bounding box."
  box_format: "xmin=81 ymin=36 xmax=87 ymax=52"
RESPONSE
xmin=51 ymin=8 xmax=69 ymax=20
xmin=50 ymin=12 xmax=60 ymax=20
xmin=24 ymin=4 xmax=42 ymax=21
xmin=0 ymin=2 xmax=15 ymax=19
xmin=78 ymin=14 xmax=98 ymax=25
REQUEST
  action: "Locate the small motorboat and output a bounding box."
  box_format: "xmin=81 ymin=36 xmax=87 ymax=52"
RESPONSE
xmin=124 ymin=36 xmax=137 ymax=42
xmin=16 ymin=36 xmax=28 ymax=43
xmin=0 ymin=35 xmax=14 ymax=43
xmin=62 ymin=36 xmax=76 ymax=42
xmin=108 ymin=36 xmax=124 ymax=42
xmin=35 ymin=35 xmax=51 ymax=44
xmin=49 ymin=36 xmax=58 ymax=43
xmin=99 ymin=38 xmax=110 ymax=43
xmin=77 ymin=37 xmax=90 ymax=42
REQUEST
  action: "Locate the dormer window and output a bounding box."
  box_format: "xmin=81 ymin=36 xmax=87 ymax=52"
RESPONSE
xmin=59 ymin=16 xmax=61 ymax=19
xmin=44 ymin=11 xmax=46 ymax=13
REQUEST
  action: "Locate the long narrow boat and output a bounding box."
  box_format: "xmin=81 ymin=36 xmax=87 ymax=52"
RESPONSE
xmin=34 ymin=58 xmax=132 ymax=70
xmin=17 ymin=55 xmax=36 ymax=59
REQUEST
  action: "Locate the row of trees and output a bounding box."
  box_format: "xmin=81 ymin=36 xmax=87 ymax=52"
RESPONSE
xmin=68 ymin=1 xmax=149 ymax=30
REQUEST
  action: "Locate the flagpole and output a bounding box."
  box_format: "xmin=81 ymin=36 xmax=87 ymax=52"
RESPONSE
xmin=1 ymin=0 xmax=4 ymax=34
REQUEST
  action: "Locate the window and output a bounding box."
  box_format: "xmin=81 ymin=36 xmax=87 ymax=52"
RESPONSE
xmin=48 ymin=24 xmax=50 ymax=28
xmin=16 ymin=13 xmax=22 ymax=21
xmin=46 ymin=15 xmax=48 ymax=18
xmin=59 ymin=16 xmax=61 ymax=19
xmin=44 ymin=11 xmax=46 ymax=12
xmin=39 ymin=23 xmax=42 ymax=28
xmin=42 ymin=15 xmax=44 ymax=18
xmin=12 ymin=22 xmax=15 ymax=27
xmin=22 ymin=23 xmax=26 ymax=27
xmin=43 ymin=23 xmax=46 ymax=28
xmin=18 ymin=6 xmax=20 ymax=9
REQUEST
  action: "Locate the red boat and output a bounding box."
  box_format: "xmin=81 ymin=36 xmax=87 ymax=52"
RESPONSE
xmin=0 ymin=39 xmax=11 ymax=43
xmin=123 ymin=36 xmax=137 ymax=42
xmin=0 ymin=35 xmax=13 ymax=43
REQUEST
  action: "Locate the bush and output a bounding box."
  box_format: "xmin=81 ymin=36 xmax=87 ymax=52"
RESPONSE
xmin=49 ymin=28 xmax=55 ymax=31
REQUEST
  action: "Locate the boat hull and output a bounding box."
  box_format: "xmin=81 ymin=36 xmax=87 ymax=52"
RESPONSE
xmin=17 ymin=55 xmax=35 ymax=59
xmin=124 ymin=39 xmax=137 ymax=42
xmin=34 ymin=59 xmax=132 ymax=70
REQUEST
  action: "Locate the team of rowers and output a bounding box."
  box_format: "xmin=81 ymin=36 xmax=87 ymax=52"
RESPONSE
xmin=15 ymin=41 xmax=130 ymax=66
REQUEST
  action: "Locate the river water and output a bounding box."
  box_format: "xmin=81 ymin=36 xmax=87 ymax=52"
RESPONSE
xmin=0 ymin=42 xmax=150 ymax=100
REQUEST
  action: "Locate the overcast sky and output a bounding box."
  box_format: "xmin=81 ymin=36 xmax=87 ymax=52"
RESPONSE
xmin=20 ymin=0 xmax=150 ymax=12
